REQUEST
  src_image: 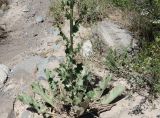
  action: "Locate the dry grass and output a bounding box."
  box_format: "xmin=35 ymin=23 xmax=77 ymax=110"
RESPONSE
xmin=0 ymin=0 xmax=8 ymax=7
xmin=0 ymin=27 xmax=7 ymax=38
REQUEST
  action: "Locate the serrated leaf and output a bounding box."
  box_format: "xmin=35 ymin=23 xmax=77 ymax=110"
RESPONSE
xmin=18 ymin=93 xmax=48 ymax=114
xmin=18 ymin=93 xmax=33 ymax=105
xmin=73 ymin=97 xmax=82 ymax=105
xmin=32 ymin=101 xmax=48 ymax=114
xmin=86 ymin=91 xmax=94 ymax=99
xmin=100 ymin=85 xmax=125 ymax=104
xmin=91 ymin=75 xmax=112 ymax=100
xmin=92 ymin=88 xmax=102 ymax=100
xmin=31 ymin=82 xmax=54 ymax=106
xmin=99 ymin=75 xmax=112 ymax=90
xmin=45 ymin=69 xmax=55 ymax=80
xmin=77 ymin=78 xmax=84 ymax=86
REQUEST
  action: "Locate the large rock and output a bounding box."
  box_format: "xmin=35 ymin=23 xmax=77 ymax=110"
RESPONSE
xmin=36 ymin=55 xmax=65 ymax=80
xmin=11 ymin=56 xmax=46 ymax=75
xmin=0 ymin=64 xmax=9 ymax=84
xmin=0 ymin=96 xmax=16 ymax=118
xmin=94 ymin=20 xmax=136 ymax=52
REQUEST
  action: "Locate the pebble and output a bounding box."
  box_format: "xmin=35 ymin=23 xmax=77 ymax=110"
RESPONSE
xmin=36 ymin=59 xmax=48 ymax=80
xmin=52 ymin=44 xmax=61 ymax=51
xmin=36 ymin=16 xmax=44 ymax=23
xmin=21 ymin=111 xmax=31 ymax=118
xmin=57 ymin=56 xmax=65 ymax=63
xmin=48 ymin=56 xmax=57 ymax=62
xmin=81 ymin=40 xmax=93 ymax=57
xmin=22 ymin=7 xmax=30 ymax=12
xmin=48 ymin=27 xmax=60 ymax=36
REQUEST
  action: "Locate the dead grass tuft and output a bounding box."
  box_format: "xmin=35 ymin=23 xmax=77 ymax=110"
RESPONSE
xmin=0 ymin=0 xmax=8 ymax=7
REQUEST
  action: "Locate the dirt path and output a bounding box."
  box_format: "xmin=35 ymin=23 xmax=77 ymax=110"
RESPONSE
xmin=0 ymin=0 xmax=53 ymax=64
xmin=0 ymin=0 xmax=57 ymax=117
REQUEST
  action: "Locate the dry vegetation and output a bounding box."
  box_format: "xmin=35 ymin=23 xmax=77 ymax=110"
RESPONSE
xmin=0 ymin=0 xmax=8 ymax=7
xmin=0 ymin=0 xmax=8 ymax=41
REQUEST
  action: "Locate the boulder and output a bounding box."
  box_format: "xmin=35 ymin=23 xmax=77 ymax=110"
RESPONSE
xmin=0 ymin=64 xmax=9 ymax=84
xmin=93 ymin=20 xmax=136 ymax=52
xmin=0 ymin=96 xmax=16 ymax=118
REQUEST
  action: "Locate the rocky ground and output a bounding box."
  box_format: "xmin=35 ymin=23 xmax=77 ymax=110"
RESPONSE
xmin=0 ymin=0 xmax=160 ymax=118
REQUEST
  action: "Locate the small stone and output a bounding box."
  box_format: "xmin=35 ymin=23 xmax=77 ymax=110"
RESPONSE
xmin=36 ymin=58 xmax=49 ymax=80
xmin=36 ymin=16 xmax=44 ymax=23
xmin=48 ymin=27 xmax=60 ymax=36
xmin=48 ymin=56 xmax=57 ymax=62
xmin=22 ymin=7 xmax=30 ymax=12
xmin=57 ymin=56 xmax=65 ymax=63
xmin=33 ymin=34 xmax=38 ymax=37
xmin=52 ymin=44 xmax=61 ymax=51
xmin=21 ymin=110 xmax=31 ymax=118
xmin=81 ymin=40 xmax=93 ymax=57
xmin=38 ymin=76 xmax=46 ymax=80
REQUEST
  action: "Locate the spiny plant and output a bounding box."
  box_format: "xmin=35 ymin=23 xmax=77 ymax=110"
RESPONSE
xmin=19 ymin=70 xmax=125 ymax=117
xmin=18 ymin=0 xmax=125 ymax=117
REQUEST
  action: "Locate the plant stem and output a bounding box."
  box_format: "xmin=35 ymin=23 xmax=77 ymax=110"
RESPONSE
xmin=69 ymin=0 xmax=74 ymax=82
xmin=70 ymin=0 xmax=74 ymax=56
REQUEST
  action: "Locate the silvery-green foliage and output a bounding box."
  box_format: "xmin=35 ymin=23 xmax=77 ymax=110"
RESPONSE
xmin=18 ymin=68 xmax=125 ymax=117
xmin=18 ymin=0 xmax=125 ymax=117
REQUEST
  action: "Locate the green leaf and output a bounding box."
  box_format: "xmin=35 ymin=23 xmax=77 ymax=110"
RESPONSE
xmin=91 ymin=75 xmax=112 ymax=100
xmin=31 ymin=82 xmax=54 ymax=106
xmin=32 ymin=101 xmax=48 ymax=114
xmin=100 ymin=85 xmax=125 ymax=104
xmin=73 ymin=96 xmax=82 ymax=105
xmin=86 ymin=91 xmax=95 ymax=99
xmin=73 ymin=24 xmax=79 ymax=33
xmin=65 ymin=13 xmax=71 ymax=19
xmin=18 ymin=93 xmax=33 ymax=105
xmin=99 ymin=75 xmax=112 ymax=90
xmin=92 ymin=88 xmax=102 ymax=100
xmin=77 ymin=78 xmax=84 ymax=86
xmin=18 ymin=93 xmax=48 ymax=114
xmin=45 ymin=69 xmax=55 ymax=80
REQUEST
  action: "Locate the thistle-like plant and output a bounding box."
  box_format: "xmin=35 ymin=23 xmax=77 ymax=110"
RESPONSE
xmin=19 ymin=69 xmax=125 ymax=117
xmin=18 ymin=0 xmax=125 ymax=117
